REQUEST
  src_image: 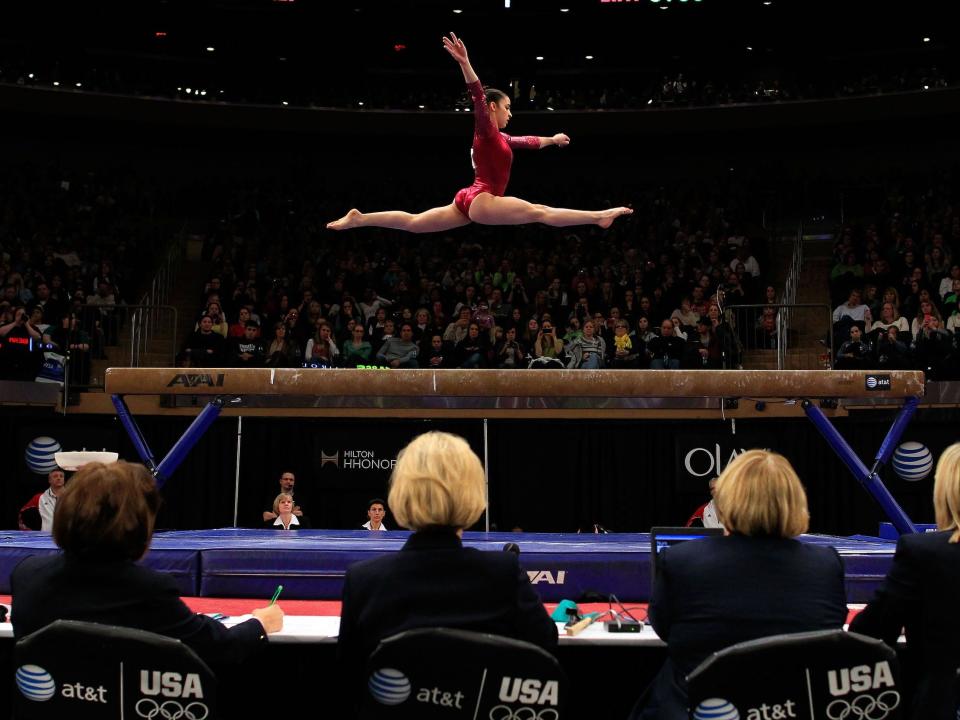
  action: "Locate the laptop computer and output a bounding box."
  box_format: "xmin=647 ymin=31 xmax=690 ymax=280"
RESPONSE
xmin=650 ymin=526 xmax=724 ymax=580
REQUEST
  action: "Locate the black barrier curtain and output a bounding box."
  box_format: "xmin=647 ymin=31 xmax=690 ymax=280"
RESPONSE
xmin=1 ymin=408 xmax=956 ymax=535
xmin=114 ymin=415 xmax=240 ymax=530
xmin=486 ymin=410 xmax=953 ymax=536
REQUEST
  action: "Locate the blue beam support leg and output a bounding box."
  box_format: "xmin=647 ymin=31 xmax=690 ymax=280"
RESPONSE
xmin=870 ymin=396 xmax=920 ymax=475
xmin=111 ymin=394 xmax=158 ymax=474
xmin=802 ymin=400 xmax=917 ymax=536
xmin=154 ymin=398 xmax=226 ymax=488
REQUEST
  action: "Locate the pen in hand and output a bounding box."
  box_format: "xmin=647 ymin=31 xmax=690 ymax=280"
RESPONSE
xmin=269 ymin=585 xmax=283 ymax=606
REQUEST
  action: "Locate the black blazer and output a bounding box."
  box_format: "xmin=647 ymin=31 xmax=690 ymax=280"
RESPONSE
xmin=336 ymin=527 xmax=557 ymax=684
xmin=643 ymin=534 xmax=848 ymax=720
xmin=849 ymin=530 xmax=960 ymax=720
xmin=11 ymin=554 xmax=267 ymax=665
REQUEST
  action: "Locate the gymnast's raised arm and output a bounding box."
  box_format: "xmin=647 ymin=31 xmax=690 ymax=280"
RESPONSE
xmin=443 ymin=32 xmax=478 ymax=86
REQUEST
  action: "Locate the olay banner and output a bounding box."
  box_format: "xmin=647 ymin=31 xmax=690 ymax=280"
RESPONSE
xmin=674 ymin=433 xmax=777 ymax=492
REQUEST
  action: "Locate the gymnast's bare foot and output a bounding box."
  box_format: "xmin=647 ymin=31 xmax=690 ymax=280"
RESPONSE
xmin=597 ymin=207 xmax=633 ymax=229
xmin=327 ymin=209 xmax=362 ymax=230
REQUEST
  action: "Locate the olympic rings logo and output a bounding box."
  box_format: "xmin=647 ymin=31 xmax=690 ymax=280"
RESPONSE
xmin=488 ymin=706 xmax=559 ymax=720
xmin=826 ymin=691 xmax=900 ymax=720
xmin=135 ymin=698 xmax=210 ymax=720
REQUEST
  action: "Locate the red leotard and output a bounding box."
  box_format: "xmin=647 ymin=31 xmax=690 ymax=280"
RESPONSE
xmin=453 ymin=80 xmax=540 ymax=219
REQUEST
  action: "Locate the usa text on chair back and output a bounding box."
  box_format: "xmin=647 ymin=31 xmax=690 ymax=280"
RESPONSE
xmin=686 ymin=629 xmax=900 ymax=720
xmin=360 ymin=627 xmax=566 ymax=719
xmin=14 ymin=620 xmax=217 ymax=720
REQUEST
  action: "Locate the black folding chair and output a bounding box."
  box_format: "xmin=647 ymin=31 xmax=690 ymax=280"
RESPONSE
xmin=14 ymin=619 xmax=217 ymax=720
xmin=687 ymin=629 xmax=901 ymax=720
xmin=359 ymin=627 xmax=565 ymax=719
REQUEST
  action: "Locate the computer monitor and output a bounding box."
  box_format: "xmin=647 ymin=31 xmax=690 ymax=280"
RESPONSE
xmin=649 ymin=526 xmax=724 ymax=581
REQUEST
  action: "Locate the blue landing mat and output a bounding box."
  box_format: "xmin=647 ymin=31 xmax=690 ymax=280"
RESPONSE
xmin=0 ymin=529 xmax=897 ymax=602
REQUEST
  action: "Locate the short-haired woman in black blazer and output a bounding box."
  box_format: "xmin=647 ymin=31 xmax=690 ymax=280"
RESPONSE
xmin=850 ymin=442 xmax=960 ymax=720
xmin=337 ymin=432 xmax=557 ymax=689
xmin=636 ymin=450 xmax=848 ymax=720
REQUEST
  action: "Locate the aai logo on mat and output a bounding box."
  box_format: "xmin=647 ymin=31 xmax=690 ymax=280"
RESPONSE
xmin=892 ymin=442 xmax=933 ymax=481
xmin=25 ymin=437 xmax=62 ymax=475
xmin=368 ymin=668 xmax=411 ymax=705
xmin=693 ymin=698 xmax=739 ymax=720
xmin=16 ymin=665 xmax=56 ymax=701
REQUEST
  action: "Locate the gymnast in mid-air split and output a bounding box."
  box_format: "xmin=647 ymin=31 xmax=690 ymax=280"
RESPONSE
xmin=327 ymin=32 xmax=633 ymax=234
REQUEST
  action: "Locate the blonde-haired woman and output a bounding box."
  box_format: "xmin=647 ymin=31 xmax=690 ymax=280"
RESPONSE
xmin=337 ymin=431 xmax=556 ymax=688
xmin=850 ymin=443 xmax=960 ymax=720
xmin=636 ymin=450 xmax=847 ymax=720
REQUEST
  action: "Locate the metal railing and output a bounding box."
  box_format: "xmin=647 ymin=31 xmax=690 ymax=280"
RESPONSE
xmin=133 ymin=230 xmax=185 ymax=365
xmin=777 ymin=223 xmax=805 ymax=367
xmin=60 ymin=303 xmax=178 ymax=398
xmin=726 ymin=303 xmax=833 ymax=370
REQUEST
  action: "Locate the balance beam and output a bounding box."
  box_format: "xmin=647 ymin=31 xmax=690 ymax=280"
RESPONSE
xmin=104 ymin=368 xmax=924 ymax=399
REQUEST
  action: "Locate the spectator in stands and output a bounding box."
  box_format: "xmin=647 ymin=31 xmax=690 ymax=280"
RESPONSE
xmin=49 ymin=311 xmax=92 ymax=384
xmin=912 ymin=314 xmax=954 ymax=377
xmin=646 ymin=320 xmax=685 ymax=369
xmin=730 ymin=244 xmax=761 ymax=278
xmin=533 ymin=319 xmax=564 ymax=365
xmin=909 ymin=300 xmax=942 ymax=337
xmin=881 ymin=286 xmax=902 ymax=316
xmin=636 ymin=450 xmax=846 ymax=720
xmin=264 ymin=321 xmax=300 ymax=368
xmin=566 ymin=319 xmax=605 ymax=369
xmin=359 ymin=288 xmax=393 ymax=323
xmin=12 ymin=461 xmax=283 ymax=662
xmin=850 ymin=442 xmax=960 ymax=720
xmin=926 ymin=246 xmax=951 ymax=286
xmin=868 ymin=301 xmax=909 ymax=336
xmin=832 ymin=288 xmax=870 ymax=324
xmin=182 ymin=315 xmax=225 ymax=367
xmin=199 ymin=301 xmax=228 ymax=338
xmin=670 ymin=297 xmax=699 ymax=333
xmin=520 ymin=316 xmax=540 ymax=349
xmin=342 ymin=324 xmax=373 ymax=367
xmin=331 ymin=297 xmax=362 ymax=341
xmin=443 ymin=306 xmax=472 ymax=347
xmin=835 ymin=325 xmax=872 ymax=369
xmin=419 ymin=333 xmax=450 ymax=368
xmin=610 ymin=320 xmax=644 ymax=370
xmin=362 ymin=498 xmax=388 ymax=531
xmin=937 ymin=264 xmax=960 ymax=303
xmin=18 ymin=468 xmax=66 ymax=531
xmin=691 ymin=316 xmax=722 ymax=368
xmin=0 ymin=306 xmax=44 ymax=380
xmin=264 ymin=493 xmax=311 ymax=530
xmin=376 ymin=322 xmax=419 ymax=368
xmin=229 ymin=322 xmax=264 ymax=367
xmin=228 ymin=307 xmax=255 ymax=338
xmin=830 ymin=288 xmax=870 ymax=351
xmin=494 ymin=325 xmax=524 ymax=368
xmin=875 ymin=326 xmax=911 ymax=369
xmin=86 ymin=280 xmax=119 ymax=346
xmin=337 ymin=431 xmax=556 ymax=695
xmin=472 ymin=300 xmax=495 ymax=333
xmin=901 ymin=279 xmax=924 ymax=323
xmin=455 ymin=322 xmax=488 ymax=368
xmin=304 ymin=320 xmax=340 ymax=368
